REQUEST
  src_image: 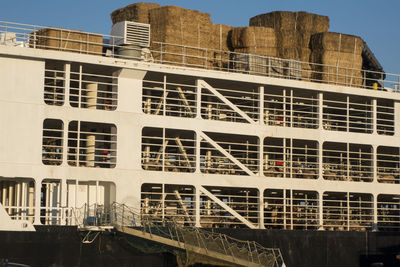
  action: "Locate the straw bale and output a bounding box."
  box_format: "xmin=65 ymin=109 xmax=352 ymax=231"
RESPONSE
xmin=249 ymin=11 xmax=297 ymax=31
xmin=207 ymin=24 xmax=233 ymax=70
xmin=297 ymin=31 xmax=313 ymax=48
xmin=310 ymin=50 xmax=363 ymax=69
xmin=279 ymin=47 xmax=300 ymax=60
xmin=276 ymin=30 xmax=314 ymax=49
xmin=250 ymin=11 xmax=329 ymax=33
xmin=311 ymin=49 xmax=363 ymax=86
xmin=299 ymin=48 xmax=311 ymax=62
xmin=149 ymin=5 xmax=212 ymax=48
xmin=310 ymin=32 xmax=364 ymax=54
xmin=313 ymin=14 xmax=330 ymax=33
xmin=312 ymin=66 xmax=363 ymax=87
xmin=210 ymin=24 xmax=233 ymax=51
xmin=295 ymin=12 xmax=329 ymax=33
xmin=31 ymin=28 xmax=102 ymax=55
xmin=234 ymin=47 xmax=278 ymax=57
xmin=276 ymin=30 xmax=300 ymax=48
xmin=231 ymin=26 xmax=276 ymax=48
xmin=110 ymin=3 xmax=160 ymax=24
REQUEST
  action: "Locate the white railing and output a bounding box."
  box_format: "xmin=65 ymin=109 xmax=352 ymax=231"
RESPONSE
xmin=1 ymin=21 xmax=400 ymax=92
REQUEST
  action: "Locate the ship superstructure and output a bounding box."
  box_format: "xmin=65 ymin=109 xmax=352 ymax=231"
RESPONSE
xmin=0 ymin=16 xmax=400 ymax=236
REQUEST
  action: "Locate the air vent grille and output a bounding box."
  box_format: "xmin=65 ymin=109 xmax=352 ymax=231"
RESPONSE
xmin=111 ymin=21 xmax=150 ymax=47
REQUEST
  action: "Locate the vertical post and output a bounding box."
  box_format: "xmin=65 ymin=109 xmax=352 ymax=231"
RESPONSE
xmin=1 ymin=182 xmax=6 ymax=209
xmin=283 ymin=190 xmax=287 ymax=229
xmin=347 ymin=143 xmax=350 ymax=181
xmin=21 ymin=182 xmax=27 ymax=220
xmin=319 ymin=93 xmax=323 ymax=130
xmin=86 ymin=135 xmax=96 ymax=167
xmin=163 ymin=74 xmax=167 ymax=116
xmin=64 ymin=63 xmax=70 ymax=106
xmin=161 ymin=184 xmax=165 ymax=224
xmin=195 ymin=130 xmax=201 ymax=173
xmin=34 ymin=179 xmax=42 ymax=225
xmin=373 ymin=193 xmax=378 ymax=229
xmin=290 ymin=189 xmax=293 ymax=230
xmin=373 ymin=145 xmax=377 ymax=183
xmin=259 ymin=189 xmax=265 ymax=229
xmin=283 ymin=139 xmax=287 ymax=178
xmin=16 ymin=182 xmax=21 ymax=220
xmin=86 ymin=83 xmax=98 ymax=109
xmin=162 ymin=128 xmax=166 ymax=172
xmin=290 ymin=90 xmax=293 ymax=127
xmin=283 ymin=89 xmax=287 ymax=127
xmin=259 ymin=136 xmax=264 ymax=177
xmin=195 ymin=186 xmax=201 ymax=227
xmin=319 ymin=191 xmax=324 ymax=230
xmin=28 ymin=182 xmax=34 ymax=223
xmin=346 ymin=96 xmax=350 ymax=132
xmin=372 ymin=99 xmax=377 ymax=134
xmin=259 ymin=86 xmax=264 ymax=125
xmin=346 ymin=192 xmax=350 ymax=231
xmin=289 ymin=138 xmax=293 ymax=179
xmin=196 ymin=80 xmax=202 ymax=119
xmin=8 ymin=182 xmax=14 ymax=216
xmin=319 ymin=141 xmax=323 ymax=180
xmin=78 ymin=64 xmax=83 ymax=108
xmin=61 ymin=179 xmax=67 ymax=225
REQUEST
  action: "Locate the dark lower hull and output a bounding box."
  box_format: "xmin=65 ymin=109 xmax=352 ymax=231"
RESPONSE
xmin=1 ymin=226 xmax=400 ymax=267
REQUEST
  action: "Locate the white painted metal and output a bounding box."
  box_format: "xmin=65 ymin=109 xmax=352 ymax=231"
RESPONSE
xmin=1 ymin=21 xmax=400 ymax=231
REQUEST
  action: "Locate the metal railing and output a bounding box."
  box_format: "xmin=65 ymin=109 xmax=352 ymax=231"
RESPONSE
xmin=79 ymin=202 xmax=285 ymax=267
xmin=1 ymin=20 xmax=400 ymax=92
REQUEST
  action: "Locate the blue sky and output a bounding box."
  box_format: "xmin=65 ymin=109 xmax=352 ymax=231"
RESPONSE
xmin=2 ymin=0 xmax=399 ymax=74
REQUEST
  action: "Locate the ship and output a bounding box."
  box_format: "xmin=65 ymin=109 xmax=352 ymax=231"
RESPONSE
xmin=1 ymin=3 xmax=400 ymax=267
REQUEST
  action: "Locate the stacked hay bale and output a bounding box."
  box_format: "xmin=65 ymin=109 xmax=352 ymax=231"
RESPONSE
xmin=31 ymin=28 xmax=103 ymax=55
xmin=310 ymin=32 xmax=364 ymax=87
xmin=111 ymin=4 xmax=239 ymax=69
xmin=110 ymin=3 xmax=160 ymax=24
xmin=209 ymin=24 xmax=234 ymax=69
xmin=148 ymin=5 xmax=213 ymax=67
xmin=230 ymin=26 xmax=278 ymax=74
xmin=231 ymin=26 xmax=277 ymax=56
xmin=249 ymin=11 xmax=329 ymax=79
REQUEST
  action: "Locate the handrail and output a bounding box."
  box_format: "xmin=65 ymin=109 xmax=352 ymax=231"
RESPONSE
xmin=1 ymin=20 xmax=399 ymax=93
xmin=77 ymin=202 xmax=285 ymax=267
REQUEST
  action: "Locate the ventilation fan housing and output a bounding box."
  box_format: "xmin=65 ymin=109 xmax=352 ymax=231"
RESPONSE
xmin=111 ymin=21 xmax=150 ymax=47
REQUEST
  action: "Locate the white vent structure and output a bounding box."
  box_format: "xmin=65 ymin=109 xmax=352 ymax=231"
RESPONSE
xmin=111 ymin=21 xmax=150 ymax=47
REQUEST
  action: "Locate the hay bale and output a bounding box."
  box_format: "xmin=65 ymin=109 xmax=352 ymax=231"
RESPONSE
xmin=210 ymin=24 xmax=233 ymax=51
xmin=310 ymin=49 xmax=363 ymax=86
xmin=312 ymin=66 xmax=363 ymax=87
xmin=149 ymin=5 xmax=212 ymax=46
xmin=31 ymin=28 xmax=102 ymax=55
xmin=310 ymin=50 xmax=363 ymax=69
xmin=295 ymin=12 xmax=329 ymax=33
xmin=149 ymin=5 xmax=213 ymax=67
xmin=250 ymin=11 xmax=329 ymax=33
xmin=234 ymin=47 xmax=278 ymax=57
xmin=110 ymin=3 xmax=160 ymax=24
xmin=208 ymin=24 xmax=233 ymax=70
xmin=299 ymin=48 xmax=312 ymax=80
xmin=280 ymin=47 xmax=300 ymax=59
xmin=276 ymin=30 xmax=299 ymax=48
xmin=249 ymin=11 xmax=297 ymax=31
xmin=310 ymin=32 xmax=364 ymax=54
xmin=231 ymin=26 xmax=276 ymax=48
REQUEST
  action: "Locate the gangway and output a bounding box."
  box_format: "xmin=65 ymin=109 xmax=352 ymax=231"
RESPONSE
xmin=78 ymin=203 xmax=285 ymax=267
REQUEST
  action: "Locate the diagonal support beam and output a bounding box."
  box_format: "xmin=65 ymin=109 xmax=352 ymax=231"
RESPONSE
xmin=199 ymin=186 xmax=257 ymax=229
xmin=200 ymin=132 xmax=254 ymax=176
xmin=199 ymin=80 xmax=256 ymax=124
